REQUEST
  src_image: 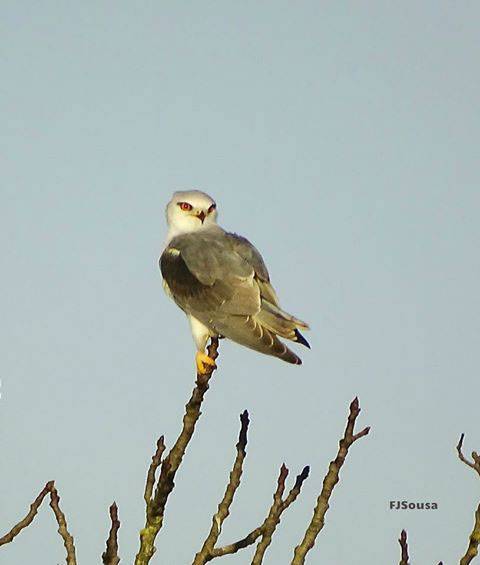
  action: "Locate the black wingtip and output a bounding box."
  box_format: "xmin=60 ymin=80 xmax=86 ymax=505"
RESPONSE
xmin=286 ymin=354 xmax=302 ymax=365
xmin=294 ymin=329 xmax=311 ymax=349
xmin=281 ymin=349 xmax=302 ymax=365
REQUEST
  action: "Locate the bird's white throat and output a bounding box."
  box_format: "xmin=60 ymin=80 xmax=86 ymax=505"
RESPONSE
xmin=165 ymin=216 xmax=220 ymax=245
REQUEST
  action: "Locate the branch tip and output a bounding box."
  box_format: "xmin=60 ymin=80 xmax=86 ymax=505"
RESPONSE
xmin=456 ymin=433 xmax=480 ymax=477
xmin=103 ymin=502 xmax=121 ymax=565
xmin=294 ymin=466 xmax=310 ymax=489
xmin=277 ymin=464 xmax=289 ymax=491
xmin=398 ymin=529 xmax=409 ymax=565
xmin=49 ymin=485 xmax=77 ymax=564
xmin=238 ymin=410 xmax=250 ymax=451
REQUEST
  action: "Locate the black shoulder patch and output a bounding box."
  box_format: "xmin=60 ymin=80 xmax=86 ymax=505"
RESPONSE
xmin=160 ymin=249 xmax=204 ymax=298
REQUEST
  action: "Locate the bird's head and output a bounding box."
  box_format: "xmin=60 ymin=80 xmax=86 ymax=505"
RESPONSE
xmin=166 ymin=190 xmax=218 ymax=237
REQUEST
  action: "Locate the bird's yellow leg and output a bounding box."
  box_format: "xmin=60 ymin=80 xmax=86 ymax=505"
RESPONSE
xmin=196 ymin=351 xmax=216 ymax=375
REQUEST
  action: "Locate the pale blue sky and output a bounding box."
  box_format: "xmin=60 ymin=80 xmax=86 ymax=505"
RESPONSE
xmin=1 ymin=2 xmax=479 ymax=564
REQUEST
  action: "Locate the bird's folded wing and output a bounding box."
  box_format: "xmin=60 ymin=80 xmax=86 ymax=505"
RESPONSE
xmin=225 ymin=232 xmax=280 ymax=306
xmin=160 ymin=230 xmax=262 ymax=318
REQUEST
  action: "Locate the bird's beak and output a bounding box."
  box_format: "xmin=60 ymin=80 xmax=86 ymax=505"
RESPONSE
xmin=196 ymin=211 xmax=206 ymax=224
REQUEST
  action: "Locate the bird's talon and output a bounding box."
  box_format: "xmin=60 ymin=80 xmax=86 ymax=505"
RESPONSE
xmin=196 ymin=352 xmax=216 ymax=374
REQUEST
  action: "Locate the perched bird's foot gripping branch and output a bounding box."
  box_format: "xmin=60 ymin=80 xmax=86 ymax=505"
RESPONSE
xmin=196 ymin=351 xmax=217 ymax=375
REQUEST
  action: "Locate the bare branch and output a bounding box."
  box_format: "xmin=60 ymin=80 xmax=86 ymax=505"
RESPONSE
xmin=206 ymin=464 xmax=309 ymax=562
xmin=292 ymin=397 xmax=370 ymax=564
xmin=398 ymin=529 xmax=409 ymax=565
xmin=102 ymin=502 xmax=121 ymax=565
xmin=49 ymin=484 xmax=77 ymax=565
xmin=0 ymin=480 xmax=77 ymax=564
xmin=460 ymin=504 xmax=480 ymax=565
xmin=252 ymin=464 xmax=310 ymax=564
xmin=283 ymin=466 xmax=311 ymax=509
xmin=251 ymin=464 xmax=288 ymax=564
xmin=193 ymin=411 xmax=250 ymax=565
xmin=457 ymin=434 xmax=480 ymax=478
xmin=0 ymin=480 xmax=54 ymax=546
xmin=135 ymin=338 xmax=220 ymax=565
xmin=209 ymin=527 xmax=264 ymax=559
xmin=144 ymin=437 xmax=166 ymax=505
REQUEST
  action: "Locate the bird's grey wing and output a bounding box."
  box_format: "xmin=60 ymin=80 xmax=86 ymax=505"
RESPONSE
xmin=225 ymin=232 xmax=279 ymax=306
xmin=160 ymin=231 xmax=260 ymax=316
xmin=160 ymin=231 xmax=302 ymax=363
xmin=224 ymin=232 xmax=309 ymax=347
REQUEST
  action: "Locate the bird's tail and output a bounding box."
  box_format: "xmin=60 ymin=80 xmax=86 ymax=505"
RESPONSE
xmin=212 ymin=313 xmax=304 ymax=364
xmin=257 ymin=300 xmax=310 ymax=349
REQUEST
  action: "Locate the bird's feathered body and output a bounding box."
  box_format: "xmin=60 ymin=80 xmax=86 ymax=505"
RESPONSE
xmin=160 ymin=191 xmax=310 ymax=366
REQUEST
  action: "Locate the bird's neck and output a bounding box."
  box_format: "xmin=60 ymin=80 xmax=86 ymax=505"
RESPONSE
xmin=165 ymin=223 xmax=220 ymax=246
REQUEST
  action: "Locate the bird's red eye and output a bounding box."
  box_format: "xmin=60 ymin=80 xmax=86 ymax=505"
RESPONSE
xmin=178 ymin=202 xmax=193 ymax=211
xmin=208 ymin=203 xmax=217 ymax=213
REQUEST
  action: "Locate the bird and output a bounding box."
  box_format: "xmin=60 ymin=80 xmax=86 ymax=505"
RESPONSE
xmin=159 ymin=190 xmax=310 ymax=374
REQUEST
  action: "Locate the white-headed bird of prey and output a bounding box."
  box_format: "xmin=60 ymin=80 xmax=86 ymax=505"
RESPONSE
xmin=160 ymin=190 xmax=310 ymax=373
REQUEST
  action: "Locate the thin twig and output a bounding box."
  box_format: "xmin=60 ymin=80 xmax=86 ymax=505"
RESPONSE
xmin=209 ymin=526 xmax=264 ymax=559
xmin=0 ymin=480 xmax=54 ymax=546
xmin=144 ymin=437 xmax=166 ymax=505
xmin=460 ymin=504 xmax=480 ymax=565
xmin=398 ymin=529 xmax=409 ymax=565
xmin=252 ymin=464 xmax=310 ymax=564
xmin=251 ymin=464 xmax=288 ymax=564
xmin=135 ymin=338 xmax=220 ymax=565
xmin=457 ymin=434 xmax=480 ymax=478
xmin=49 ymin=484 xmax=77 ymax=565
xmin=102 ymin=502 xmax=121 ymax=565
xmin=292 ymin=397 xmax=370 ymax=564
xmin=206 ymin=464 xmax=309 ymax=562
xmin=0 ymin=480 xmax=77 ymax=565
xmin=193 ymin=411 xmax=250 ymax=565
